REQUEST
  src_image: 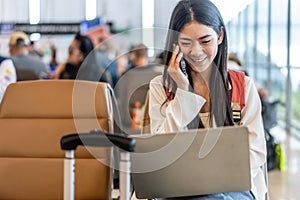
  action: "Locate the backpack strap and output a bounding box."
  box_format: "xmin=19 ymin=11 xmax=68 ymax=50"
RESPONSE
xmin=0 ymin=56 xmax=8 ymax=64
xmin=228 ymin=70 xmax=245 ymax=123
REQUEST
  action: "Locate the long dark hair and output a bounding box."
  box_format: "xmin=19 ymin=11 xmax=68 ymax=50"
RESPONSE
xmin=74 ymin=33 xmax=94 ymax=59
xmin=62 ymin=33 xmax=95 ymax=79
xmin=162 ymin=0 xmax=234 ymax=128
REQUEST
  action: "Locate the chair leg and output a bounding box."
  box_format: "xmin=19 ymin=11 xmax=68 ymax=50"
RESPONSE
xmin=119 ymin=151 xmax=131 ymax=200
xmin=64 ymin=150 xmax=75 ymax=200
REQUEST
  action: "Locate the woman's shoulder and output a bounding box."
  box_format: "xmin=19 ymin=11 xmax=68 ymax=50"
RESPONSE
xmin=244 ymin=74 xmax=255 ymax=88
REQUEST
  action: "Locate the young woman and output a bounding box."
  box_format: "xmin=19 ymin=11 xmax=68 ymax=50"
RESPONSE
xmin=50 ymin=33 xmax=94 ymax=79
xmin=49 ymin=33 xmax=113 ymax=84
xmin=148 ymin=0 xmax=267 ymax=199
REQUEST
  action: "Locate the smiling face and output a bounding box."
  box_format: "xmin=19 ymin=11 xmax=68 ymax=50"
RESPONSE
xmin=178 ymin=21 xmax=224 ymax=74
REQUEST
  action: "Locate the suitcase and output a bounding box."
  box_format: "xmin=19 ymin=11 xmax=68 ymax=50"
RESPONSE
xmin=60 ymin=130 xmax=136 ymax=200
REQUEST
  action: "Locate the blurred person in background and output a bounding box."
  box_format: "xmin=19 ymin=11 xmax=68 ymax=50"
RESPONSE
xmin=227 ymin=53 xmax=269 ymax=103
xmin=8 ymin=31 xmax=48 ymax=80
xmin=115 ymin=43 xmax=163 ymax=133
xmin=50 ymin=33 xmax=94 ymax=79
xmin=123 ymin=43 xmax=151 ymax=74
xmin=227 ymin=52 xmax=248 ymax=76
xmin=94 ymin=35 xmax=119 ymax=87
xmin=49 ymin=33 xmax=112 ymax=85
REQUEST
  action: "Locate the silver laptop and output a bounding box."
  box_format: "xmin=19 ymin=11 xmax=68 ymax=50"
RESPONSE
xmin=130 ymin=126 xmax=251 ymax=199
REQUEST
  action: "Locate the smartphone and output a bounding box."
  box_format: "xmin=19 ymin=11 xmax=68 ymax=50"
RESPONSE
xmin=176 ymin=44 xmax=187 ymax=75
xmin=180 ymin=57 xmax=187 ymax=75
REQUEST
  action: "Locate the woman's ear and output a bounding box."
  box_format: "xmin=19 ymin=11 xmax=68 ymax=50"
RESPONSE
xmin=217 ymin=26 xmax=224 ymax=45
xmin=78 ymin=53 xmax=84 ymax=62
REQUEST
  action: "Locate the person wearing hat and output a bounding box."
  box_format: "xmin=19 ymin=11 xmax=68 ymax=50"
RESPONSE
xmin=8 ymin=31 xmax=48 ymax=80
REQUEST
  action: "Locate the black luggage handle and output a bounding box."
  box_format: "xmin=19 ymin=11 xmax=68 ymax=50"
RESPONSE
xmin=60 ymin=131 xmax=136 ymax=152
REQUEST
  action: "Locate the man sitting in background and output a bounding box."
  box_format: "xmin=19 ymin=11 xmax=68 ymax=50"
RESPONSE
xmin=115 ymin=43 xmax=163 ymax=134
xmin=8 ymin=31 xmax=48 ymax=80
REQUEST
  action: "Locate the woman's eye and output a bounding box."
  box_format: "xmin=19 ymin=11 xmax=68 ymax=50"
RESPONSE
xmin=202 ymin=40 xmax=211 ymax=44
xmin=180 ymin=42 xmax=192 ymax=47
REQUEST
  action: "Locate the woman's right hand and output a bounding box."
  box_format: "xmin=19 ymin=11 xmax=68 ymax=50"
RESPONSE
xmin=48 ymin=63 xmax=66 ymax=79
xmin=167 ymin=45 xmax=190 ymax=91
xmin=47 ymin=71 xmax=59 ymax=79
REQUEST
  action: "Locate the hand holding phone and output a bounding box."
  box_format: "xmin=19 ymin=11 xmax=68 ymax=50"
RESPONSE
xmin=168 ymin=44 xmax=189 ymax=90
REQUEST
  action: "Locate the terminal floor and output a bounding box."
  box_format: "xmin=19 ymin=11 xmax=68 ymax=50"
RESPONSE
xmin=268 ymin=126 xmax=300 ymax=200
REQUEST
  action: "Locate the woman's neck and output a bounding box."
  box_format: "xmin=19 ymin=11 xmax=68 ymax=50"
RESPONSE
xmin=190 ymin=66 xmax=212 ymax=86
xmin=190 ymin=66 xmax=212 ymax=113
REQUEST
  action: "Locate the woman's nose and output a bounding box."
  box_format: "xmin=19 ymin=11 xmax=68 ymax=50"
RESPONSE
xmin=190 ymin=42 xmax=203 ymax=57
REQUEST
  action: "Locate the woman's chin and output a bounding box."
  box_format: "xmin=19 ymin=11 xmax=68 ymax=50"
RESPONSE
xmin=189 ymin=62 xmax=210 ymax=73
